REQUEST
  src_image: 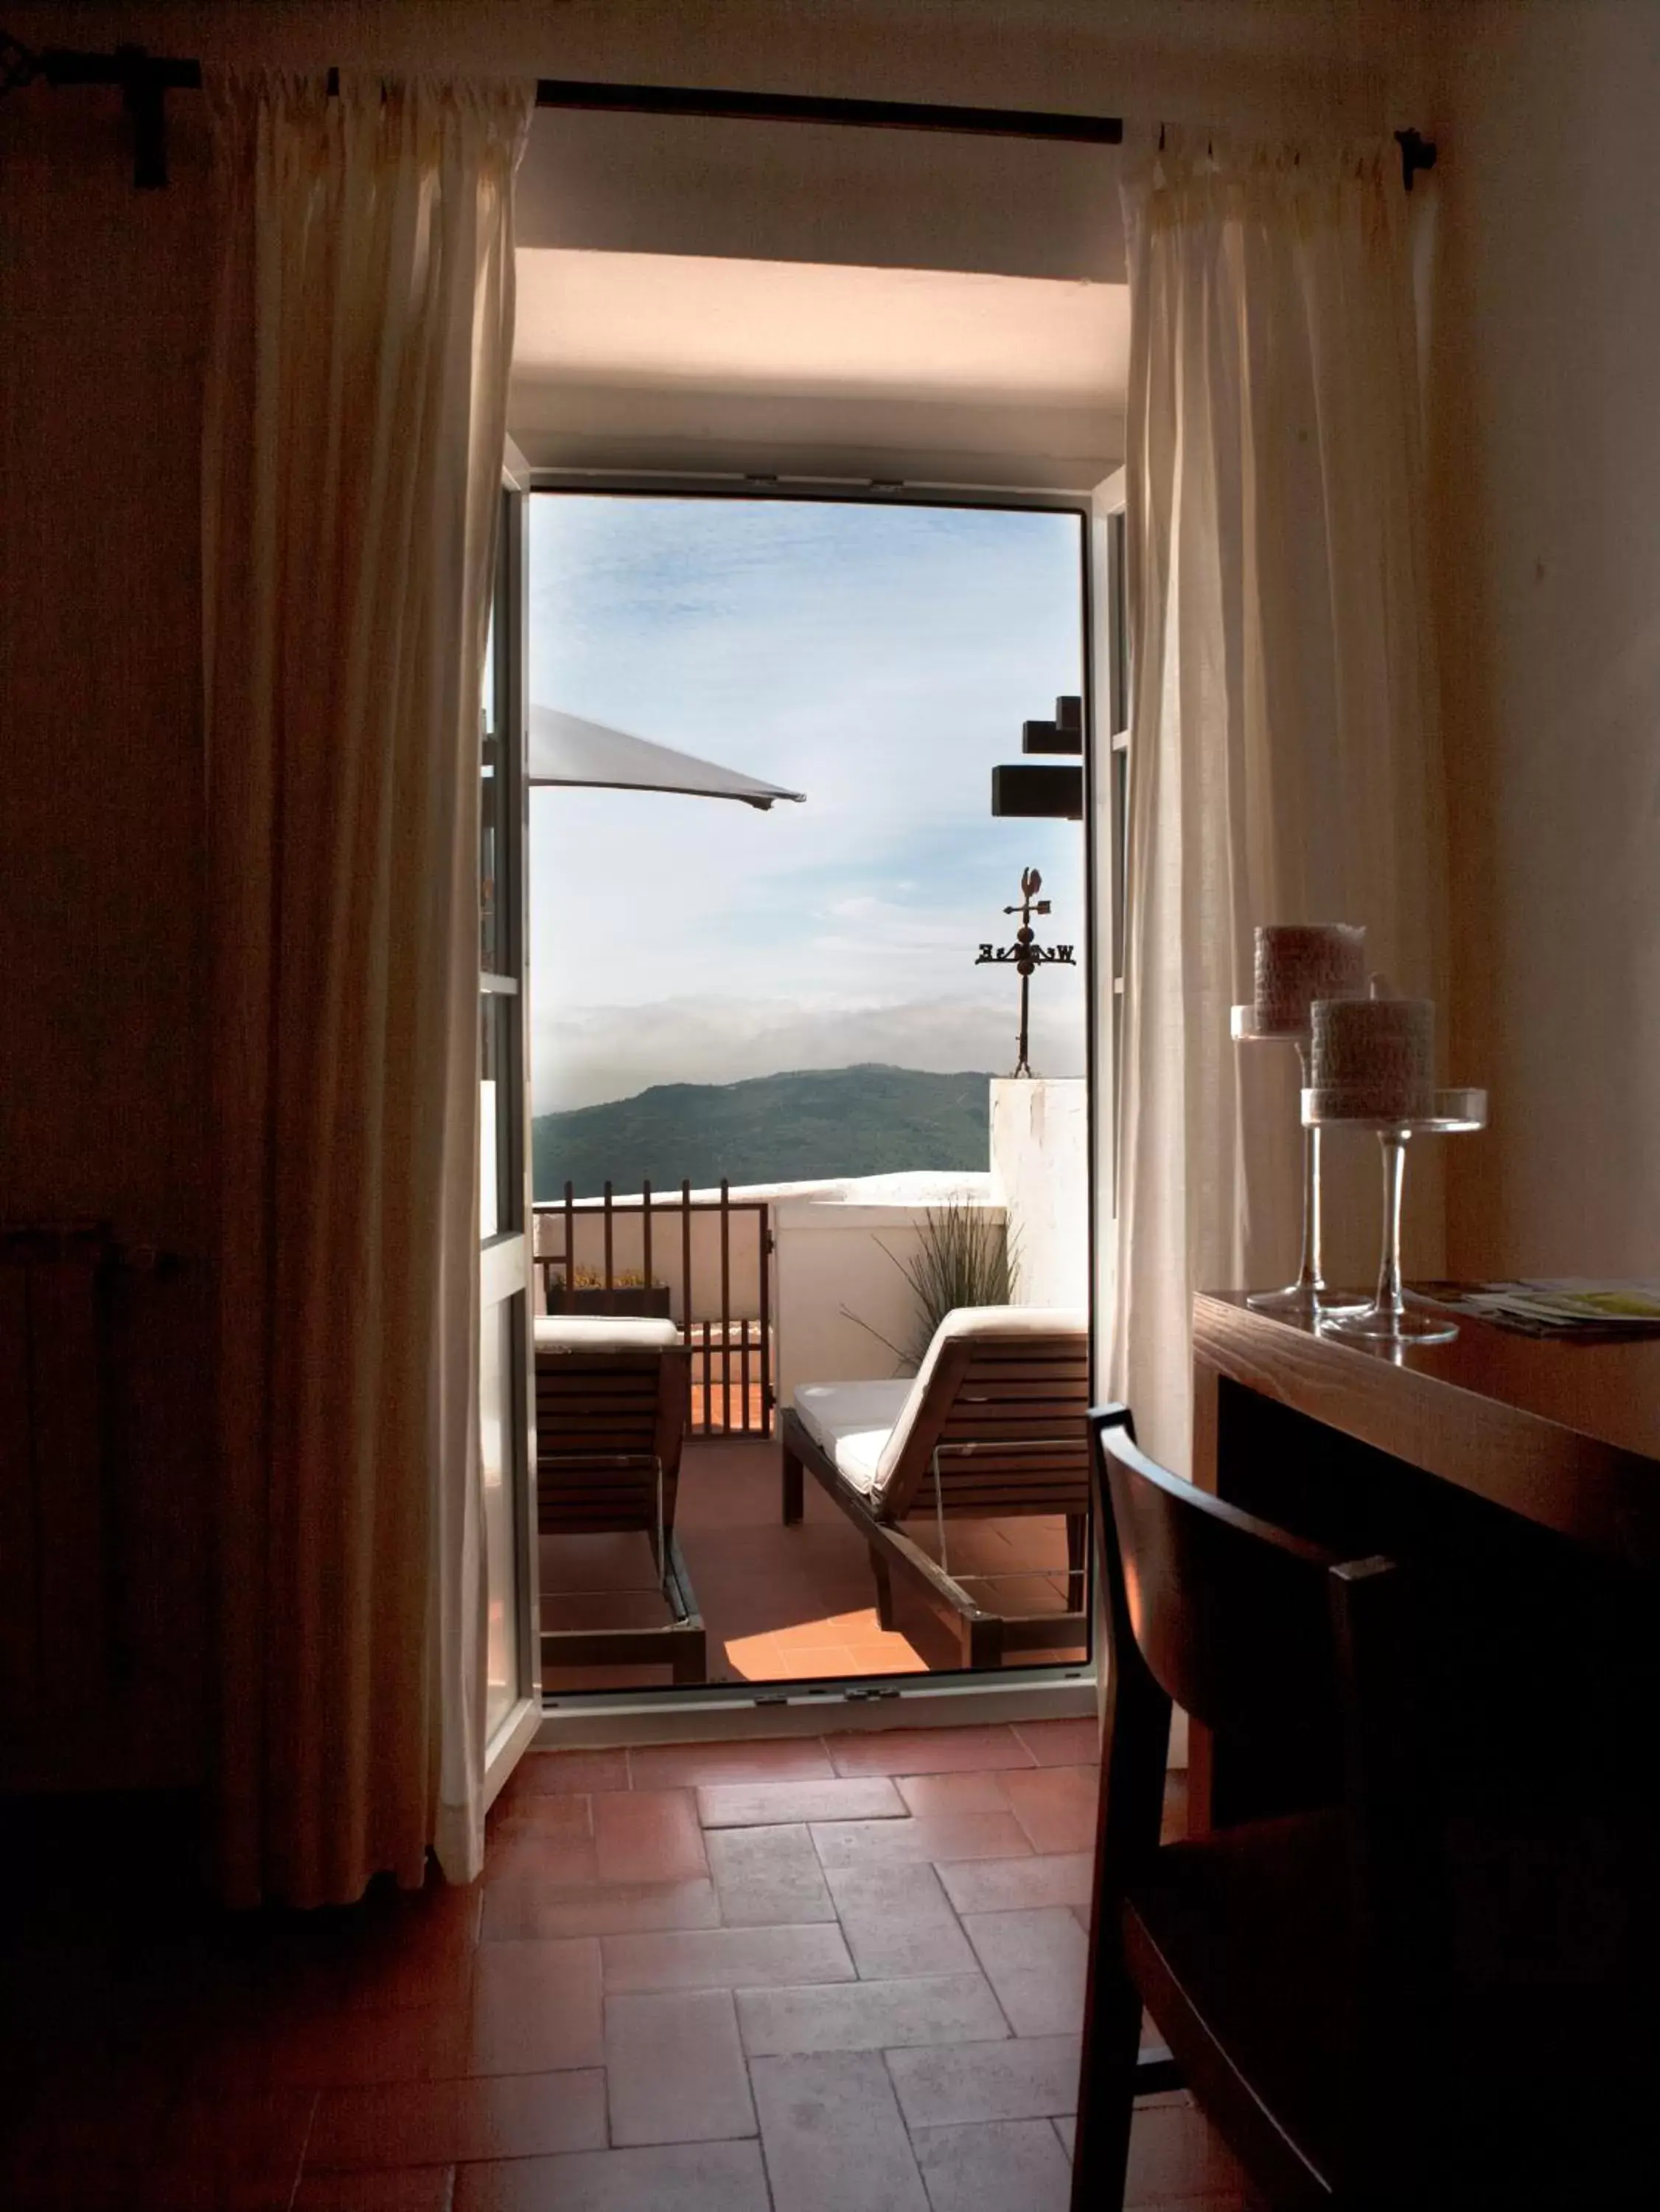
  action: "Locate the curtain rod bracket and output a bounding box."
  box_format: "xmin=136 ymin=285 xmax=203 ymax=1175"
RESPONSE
xmin=116 ymin=44 xmax=168 ymax=188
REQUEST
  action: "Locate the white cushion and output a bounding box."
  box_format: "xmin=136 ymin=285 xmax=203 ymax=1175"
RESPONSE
xmin=793 ymin=1380 xmax=915 ymax=1497
xmin=534 ymin=1315 xmax=680 ymax=1354
xmin=795 ymin=1306 xmax=1087 ymax=1512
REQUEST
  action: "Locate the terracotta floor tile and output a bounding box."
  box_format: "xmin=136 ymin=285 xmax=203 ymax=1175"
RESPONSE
xmin=467 ymin=1938 xmax=604 ymax=2074
xmin=604 ymin=1988 xmax=757 ymax=2145
xmin=809 ymin=1810 xmax=1033 ymax=1868
xmin=136 ymin=2086 xmax=318 ymax=2211
xmin=705 ymin=1822 xmax=836 ymax=1925
xmin=482 ymin=1877 xmax=719 ymax=1942
xmin=481 ymin=1829 xmax=600 ymax=1896
xmin=912 ymin=2117 xmax=1073 ymax=2212
xmin=1014 ymin=1717 xmax=1101 ymax=1767
xmin=223 ymin=2001 xmax=472 ymax=2090
xmin=939 ymin=1852 xmax=1095 ymax=1916
xmin=453 ymin=2139 xmax=770 ymax=2212
xmin=826 ymin=1725 xmax=1036 ymax=1775
xmin=963 ymin=1906 xmax=1089 ymax=2035
xmin=885 ymin=2034 xmax=1082 ymax=2126
xmin=1125 ymin=2097 xmax=1255 ymax=2207
xmin=294 ymin=2168 xmax=456 ymax=2211
xmin=696 ymin=1776 xmax=904 ymax=1827
xmin=487 ymin=1792 xmax=593 ymax=1843
xmin=626 ymin=1736 xmax=834 ymax=1789
xmin=736 ymin=1969 xmax=1008 ymax=2054
xmin=338 ymin=1882 xmax=484 ymax=2013
xmin=895 ymin=1770 xmax=1012 ymax=1815
xmin=820 ymin=1860 xmax=978 ymax=1980
xmin=506 ymin=1748 xmax=630 ymax=1796
xmin=307 ymin=2069 xmax=607 ymax=2170
xmin=750 ymin=2050 xmax=930 ymax=2212
xmin=591 ymin=1789 xmax=708 ymax=1884
xmin=601 ymin=1921 xmax=855 ymax=1992
xmin=1001 ymin=1764 xmax=1101 ymax=1855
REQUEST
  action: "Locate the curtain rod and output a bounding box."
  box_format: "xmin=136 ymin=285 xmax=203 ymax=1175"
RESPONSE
xmin=0 ymin=33 xmax=1434 ymax=195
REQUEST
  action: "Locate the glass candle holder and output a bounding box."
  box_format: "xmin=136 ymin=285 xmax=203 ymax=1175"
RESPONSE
xmin=1231 ymin=1007 xmax=1366 ymax=1319
xmin=1302 ymin=1088 xmax=1488 ymax=1346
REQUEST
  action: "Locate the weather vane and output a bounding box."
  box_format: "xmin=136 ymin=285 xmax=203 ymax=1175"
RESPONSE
xmin=975 ymin=866 xmax=1075 ymax=1077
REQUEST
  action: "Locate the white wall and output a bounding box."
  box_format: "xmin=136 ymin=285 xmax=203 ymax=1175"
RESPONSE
xmin=773 ymin=1195 xmax=1005 ymax=1405
xmin=1421 ymin=0 xmax=1660 ymax=1275
xmin=989 ymin=1077 xmax=1089 ymax=1307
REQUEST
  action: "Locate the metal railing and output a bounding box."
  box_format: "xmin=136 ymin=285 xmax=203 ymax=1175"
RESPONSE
xmin=533 ymin=1179 xmax=773 ymax=1438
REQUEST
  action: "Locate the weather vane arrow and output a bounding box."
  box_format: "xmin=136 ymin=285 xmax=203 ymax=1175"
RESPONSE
xmin=975 ymin=866 xmax=1075 ymax=1077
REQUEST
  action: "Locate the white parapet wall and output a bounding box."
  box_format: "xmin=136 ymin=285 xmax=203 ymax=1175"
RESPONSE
xmin=989 ymin=1077 xmax=1088 ymax=1310
xmin=772 ymin=1174 xmax=1000 ymax=1408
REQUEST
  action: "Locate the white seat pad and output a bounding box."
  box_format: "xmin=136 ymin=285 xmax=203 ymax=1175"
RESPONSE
xmin=534 ymin=1314 xmax=681 ymax=1354
xmin=793 ymin=1379 xmax=914 ymax=1497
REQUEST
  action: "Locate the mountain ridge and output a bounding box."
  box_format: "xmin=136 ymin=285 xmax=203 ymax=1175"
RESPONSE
xmin=532 ymin=1062 xmax=994 ymax=1200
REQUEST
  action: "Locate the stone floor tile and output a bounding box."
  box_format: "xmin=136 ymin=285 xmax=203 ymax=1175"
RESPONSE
xmin=454 ymin=2139 xmax=771 ymax=2212
xmin=467 ymin=1938 xmax=604 ymax=2074
xmin=697 ymin=1776 xmax=905 ymax=1827
xmin=822 ymin=1860 xmax=979 ymax=1980
xmin=913 ymin=2117 xmax=1073 ymax=2212
xmin=307 ymin=2070 xmax=607 ymax=2169
xmin=826 ymin=1725 xmax=1036 ymax=1776
xmin=601 ymin=1920 xmax=855 ymax=1992
xmin=938 ymin=1853 xmax=1094 ymax=1916
xmin=736 ymin=1969 xmax=1008 ymax=2054
xmin=962 ymin=1907 xmax=1089 ymax=2035
xmin=1000 ymin=1765 xmax=1100 ymax=1856
xmin=1013 ymin=1717 xmax=1101 ymax=1767
xmin=1053 ymin=2113 xmax=1075 ymax=2157
xmin=627 ymin=1737 xmax=834 ymax=1789
xmin=750 ymin=2049 xmax=930 ymax=2212
xmin=885 ymin=2034 xmax=1081 ymax=2127
xmin=604 ymin=1988 xmax=756 ymax=2145
xmin=482 ymin=1877 xmax=720 ymax=1942
xmin=590 ymin=1789 xmax=708 ymax=1885
xmin=705 ymin=1823 xmax=837 ymax=1925
xmin=809 ymin=1811 xmax=1032 ymax=1868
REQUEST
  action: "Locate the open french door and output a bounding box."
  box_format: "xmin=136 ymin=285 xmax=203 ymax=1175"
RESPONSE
xmin=480 ymin=462 xmax=541 ymax=1801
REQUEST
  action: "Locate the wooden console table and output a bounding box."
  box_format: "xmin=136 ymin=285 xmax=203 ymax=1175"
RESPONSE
xmin=1190 ymin=1290 xmax=1660 ymax=1829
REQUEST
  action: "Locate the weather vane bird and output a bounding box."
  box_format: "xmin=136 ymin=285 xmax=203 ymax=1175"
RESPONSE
xmin=975 ymin=866 xmax=1076 ymax=1077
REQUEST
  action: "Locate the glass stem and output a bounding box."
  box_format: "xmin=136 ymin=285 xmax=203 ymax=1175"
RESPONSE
xmin=1294 ymin=1043 xmax=1322 ymax=1294
xmin=1375 ymin=1130 xmax=1409 ymax=1322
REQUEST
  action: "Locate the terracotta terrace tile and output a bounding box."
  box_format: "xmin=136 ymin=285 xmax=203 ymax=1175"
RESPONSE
xmin=466 ymin=1938 xmax=604 ymax=2075
xmin=1000 ymin=1762 xmax=1101 ymax=1855
xmin=626 ymin=1736 xmax=834 ymax=1790
xmin=306 ymin=2070 xmax=607 ymax=2171
xmin=1014 ymin=1717 xmax=1101 ymax=1767
xmin=895 ymin=1770 xmax=1012 ymax=1815
xmin=590 ymin=1789 xmax=708 ymax=1885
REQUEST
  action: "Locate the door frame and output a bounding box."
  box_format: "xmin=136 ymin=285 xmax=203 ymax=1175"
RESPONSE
xmin=519 ymin=468 xmax=1120 ymax=1742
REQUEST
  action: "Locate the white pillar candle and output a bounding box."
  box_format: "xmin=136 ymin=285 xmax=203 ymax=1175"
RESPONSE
xmin=1252 ymin=923 xmax=1367 ymax=1034
xmin=1310 ymin=973 xmax=1435 ymax=1120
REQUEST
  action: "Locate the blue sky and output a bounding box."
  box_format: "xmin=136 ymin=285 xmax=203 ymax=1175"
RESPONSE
xmin=529 ymin=495 xmax=1086 ymax=1112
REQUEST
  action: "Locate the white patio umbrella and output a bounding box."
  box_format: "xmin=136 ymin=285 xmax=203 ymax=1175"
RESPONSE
xmin=527 ymin=704 xmax=805 ymax=811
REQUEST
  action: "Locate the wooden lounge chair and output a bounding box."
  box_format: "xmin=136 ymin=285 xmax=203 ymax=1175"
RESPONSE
xmin=780 ymin=1305 xmax=1091 ymax=1668
xmin=536 ymin=1315 xmax=705 ymax=1686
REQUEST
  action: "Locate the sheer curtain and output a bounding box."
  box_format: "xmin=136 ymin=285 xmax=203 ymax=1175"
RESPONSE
xmin=203 ymin=72 xmax=534 ymax=1907
xmin=1110 ymin=134 xmax=1444 ymax=1475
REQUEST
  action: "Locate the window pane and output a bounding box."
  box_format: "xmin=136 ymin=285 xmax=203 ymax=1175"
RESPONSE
xmin=481 ymin=992 xmax=517 ymax=1239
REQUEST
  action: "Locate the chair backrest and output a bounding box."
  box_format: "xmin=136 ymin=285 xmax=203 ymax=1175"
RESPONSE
xmin=877 ymin=1314 xmax=1091 ymax=1522
xmin=1092 ymin=1405 xmax=1348 ymax=1765
xmin=536 ymin=1341 xmax=688 ymax=1540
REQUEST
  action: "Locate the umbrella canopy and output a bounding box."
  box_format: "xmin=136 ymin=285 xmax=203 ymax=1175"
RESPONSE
xmin=527 ymin=704 xmax=805 ymax=811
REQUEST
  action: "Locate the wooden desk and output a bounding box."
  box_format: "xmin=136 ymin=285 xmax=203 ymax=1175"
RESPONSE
xmin=1191 ymin=1291 xmax=1660 ymax=1828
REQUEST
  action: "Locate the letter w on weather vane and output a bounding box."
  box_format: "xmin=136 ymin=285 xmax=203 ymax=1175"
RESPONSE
xmin=976 ymin=867 xmax=1075 ymax=1078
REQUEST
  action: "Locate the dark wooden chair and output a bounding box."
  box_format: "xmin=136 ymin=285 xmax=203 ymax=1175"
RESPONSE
xmin=780 ymin=1307 xmax=1089 ymax=1667
xmin=536 ymin=1316 xmax=705 ymax=1685
xmin=1075 ymin=1403 xmax=1660 ymax=2211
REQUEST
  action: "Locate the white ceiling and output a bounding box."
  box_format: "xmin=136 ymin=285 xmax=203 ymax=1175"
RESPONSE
xmin=509 ymin=249 xmax=1129 ymax=487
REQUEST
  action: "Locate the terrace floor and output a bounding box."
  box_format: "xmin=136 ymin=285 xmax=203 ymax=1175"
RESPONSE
xmin=541 ymin=1436 xmax=1089 ymax=1694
